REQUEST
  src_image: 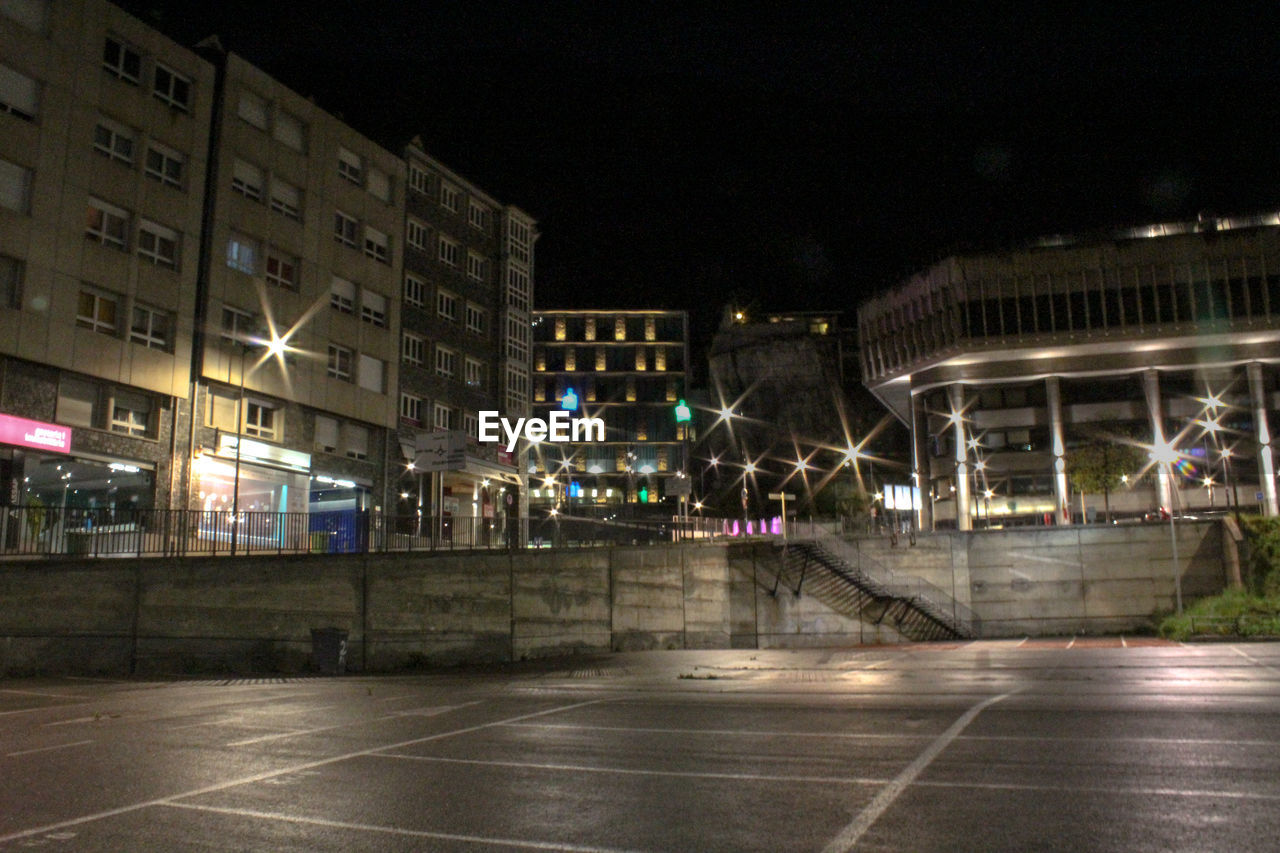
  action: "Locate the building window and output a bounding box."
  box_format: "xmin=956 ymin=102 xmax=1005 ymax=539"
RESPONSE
xmin=109 ymin=390 xmax=152 ymax=436
xmin=237 ymin=90 xmax=268 ymax=129
xmin=363 ymin=226 xmax=389 ymax=263
xmin=357 ymin=354 xmax=384 ymax=393
xmin=244 ymin=400 xmax=277 ymax=440
xmin=465 ymin=303 xmax=485 ymax=335
xmin=0 ymin=63 xmax=38 ymax=121
xmin=407 ymin=218 xmax=429 ymax=251
xmin=76 ymin=287 xmax=118 ymax=335
xmin=226 ymin=233 xmax=256 ymax=273
xmin=327 ymin=345 xmax=353 ymax=381
xmin=137 ymin=220 xmax=178 ymax=269
xmin=86 ymin=198 xmax=129 ymax=250
xmin=334 ymin=210 xmax=358 ymax=247
xmin=408 ymin=164 xmax=429 ymax=194
xmin=440 ymin=183 xmax=459 ymax=212
xmin=509 ymin=218 xmax=532 ymax=264
xmin=463 ymin=411 xmax=478 ymax=439
xmin=437 ymin=289 xmax=458 ymax=321
xmin=655 ymin=346 xmax=666 ymax=371
xmin=231 ymin=158 xmax=263 ymax=201
xmin=92 ymin=119 xmax=134 ymax=164
xmin=634 ymin=347 xmax=647 ymax=371
xmin=144 ymin=143 xmax=184 ymax=189
xmin=402 ymin=332 xmax=425 ymax=366
xmin=404 ymin=274 xmax=425 ymax=307
xmin=269 ymin=177 xmax=301 ymax=219
xmin=0 ymin=157 xmax=30 ymax=213
xmin=129 ymin=304 xmax=171 ymax=350
xmin=220 ymin=305 xmax=255 ymax=342
xmin=0 ymin=254 xmax=21 ymax=308
xmin=314 ymin=415 xmax=338 ymax=452
xmin=57 ymin=377 xmax=97 ymax=428
xmin=535 ymin=350 xmax=545 ymax=371
xmin=615 ymin=317 xmax=626 ymax=340
xmin=265 ymin=248 xmax=298 ymax=289
xmin=400 ymin=393 xmax=422 ymax=425
xmin=433 ymin=404 xmax=455 ymax=431
xmin=152 ymin=63 xmax=190 ymax=111
xmin=342 ymin=423 xmax=369 ymax=459
xmin=465 ymin=357 xmax=484 ymax=389
xmin=507 ymin=267 xmax=530 ymax=312
xmin=361 ymin=290 xmax=387 ymax=327
xmin=337 ymin=147 xmax=362 ymax=185
xmin=330 ymin=276 xmax=355 ymax=313
xmin=466 ymin=251 xmax=487 ymax=282
xmin=645 ymin=317 xmax=656 ymax=341
xmin=554 ymin=317 xmax=566 ymax=341
xmin=626 ymin=377 xmax=636 ymax=401
xmin=367 ymin=167 xmax=391 ymax=202
xmin=273 ymin=110 xmax=306 ymax=151
xmin=595 ymin=347 xmax=606 ymax=371
xmin=102 ymin=37 xmax=140 ymax=84
xmin=564 ymin=348 xmax=576 ymax=371
xmin=435 ymin=345 xmax=456 ymax=378
xmin=468 ymin=201 xmax=488 ymax=230
xmin=584 ymin=318 xmax=596 ymax=341
xmin=438 ymin=236 xmax=459 ymax=267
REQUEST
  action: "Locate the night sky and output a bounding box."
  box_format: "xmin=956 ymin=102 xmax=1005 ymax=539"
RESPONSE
xmin=116 ymin=1 xmax=1280 ymax=353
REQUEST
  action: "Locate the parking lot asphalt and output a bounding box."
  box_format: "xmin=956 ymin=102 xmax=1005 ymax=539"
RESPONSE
xmin=1 ymin=638 xmax=1278 ymax=852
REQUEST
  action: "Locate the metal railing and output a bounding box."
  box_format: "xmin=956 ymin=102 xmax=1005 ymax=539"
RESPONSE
xmin=0 ymin=505 xmax=752 ymax=558
xmin=794 ymin=527 xmax=981 ymax=638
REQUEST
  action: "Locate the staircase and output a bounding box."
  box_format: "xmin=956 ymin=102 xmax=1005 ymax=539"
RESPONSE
xmin=772 ymin=538 xmax=979 ymax=641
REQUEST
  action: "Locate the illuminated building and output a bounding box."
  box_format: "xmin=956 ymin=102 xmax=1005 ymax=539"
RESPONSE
xmin=859 ymin=213 xmax=1280 ymax=529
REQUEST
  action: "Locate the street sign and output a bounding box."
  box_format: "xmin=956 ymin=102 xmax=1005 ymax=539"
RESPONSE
xmin=414 ymin=430 xmax=466 ymax=472
xmin=767 ymin=492 xmax=795 ymax=501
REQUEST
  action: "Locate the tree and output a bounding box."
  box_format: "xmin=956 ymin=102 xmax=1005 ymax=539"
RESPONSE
xmin=1065 ymin=436 xmax=1147 ymax=523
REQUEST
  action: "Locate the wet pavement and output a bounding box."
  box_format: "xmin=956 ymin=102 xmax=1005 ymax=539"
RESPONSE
xmin=0 ymin=638 xmax=1278 ymax=851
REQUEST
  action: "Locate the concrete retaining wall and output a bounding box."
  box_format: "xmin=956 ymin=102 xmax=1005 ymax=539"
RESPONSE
xmin=0 ymin=520 xmax=1231 ymax=674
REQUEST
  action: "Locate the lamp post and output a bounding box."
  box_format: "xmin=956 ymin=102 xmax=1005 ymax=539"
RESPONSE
xmin=229 ymin=336 xmax=286 ymax=556
xmin=675 ymin=399 xmax=691 ymax=531
xmin=1150 ymin=441 xmax=1183 ymax=614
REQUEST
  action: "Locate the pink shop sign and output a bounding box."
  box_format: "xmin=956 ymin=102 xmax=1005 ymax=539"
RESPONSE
xmin=0 ymin=413 xmax=71 ymax=453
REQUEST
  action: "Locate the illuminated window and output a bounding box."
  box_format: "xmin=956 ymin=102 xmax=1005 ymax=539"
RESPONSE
xmin=584 ymin=318 xmax=596 ymax=341
xmin=76 ymin=287 xmax=118 ymax=335
xmin=655 ymin=346 xmax=666 ymax=371
xmin=645 ymin=317 xmax=656 ymax=341
xmin=564 ymin=348 xmax=576 ymax=371
xmin=614 ymin=317 xmax=626 ymax=340
xmin=634 ymin=347 xmax=647 ymax=371
xmin=626 ymin=377 xmax=636 ymax=401
xmin=596 ymin=348 xmax=606 ymax=371
xmin=554 ymin=317 xmax=566 ymax=341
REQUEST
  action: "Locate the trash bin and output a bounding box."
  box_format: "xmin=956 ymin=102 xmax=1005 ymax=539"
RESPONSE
xmin=311 ymin=627 xmax=348 ymax=675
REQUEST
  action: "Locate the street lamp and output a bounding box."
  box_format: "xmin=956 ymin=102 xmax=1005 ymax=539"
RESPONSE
xmin=230 ymin=335 xmax=287 ymax=556
xmin=1150 ymin=440 xmax=1183 ymax=614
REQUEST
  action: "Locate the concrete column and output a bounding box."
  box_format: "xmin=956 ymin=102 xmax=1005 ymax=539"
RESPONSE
xmin=948 ymin=383 xmax=971 ymax=531
xmin=1045 ymin=376 xmax=1070 ymax=524
xmin=1247 ymin=362 xmax=1279 ymax=516
xmin=910 ymin=389 xmax=934 ymax=532
xmin=1143 ymin=369 xmax=1173 ymax=513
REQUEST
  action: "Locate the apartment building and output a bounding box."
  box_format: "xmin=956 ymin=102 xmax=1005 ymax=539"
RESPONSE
xmin=0 ymin=0 xmax=212 ymax=520
xmin=529 ymin=310 xmax=689 ymax=517
xmin=395 ymin=140 xmax=534 ymax=536
xmin=188 ymin=51 xmax=404 ymax=524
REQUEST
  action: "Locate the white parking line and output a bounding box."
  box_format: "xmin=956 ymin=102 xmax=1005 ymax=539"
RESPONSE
xmin=0 ymin=689 xmax=89 ymax=700
xmin=916 ymin=778 xmax=1280 ymax=801
xmin=1229 ymin=646 xmax=1280 ymax=677
xmin=7 ymin=740 xmax=93 ymax=757
xmin=161 ymin=802 xmax=641 ymax=852
xmin=375 ymin=752 xmax=891 ymax=786
xmin=0 ymin=698 xmax=608 ymax=846
xmin=822 ymin=691 xmax=1015 ymax=853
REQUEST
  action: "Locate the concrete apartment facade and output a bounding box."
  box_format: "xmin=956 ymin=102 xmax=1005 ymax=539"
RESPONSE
xmin=395 ymin=140 xmax=534 ymax=540
xmin=188 ymin=51 xmax=405 ymax=524
xmin=529 ymin=309 xmax=690 ymax=518
xmin=0 ymin=0 xmax=212 ymax=521
xmin=0 ymin=0 xmax=535 ymax=549
xmin=859 ymin=215 xmax=1280 ymax=530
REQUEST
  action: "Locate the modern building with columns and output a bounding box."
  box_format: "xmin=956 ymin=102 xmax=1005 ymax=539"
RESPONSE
xmin=858 ymin=213 xmax=1280 ymax=530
